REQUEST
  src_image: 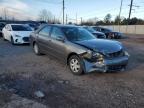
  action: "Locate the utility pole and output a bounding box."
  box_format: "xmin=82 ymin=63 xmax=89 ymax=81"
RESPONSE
xmin=81 ymin=17 xmax=83 ymax=25
xmin=118 ymin=0 xmax=123 ymax=32
xmin=66 ymin=14 xmax=68 ymax=24
xmin=3 ymin=8 xmax=7 ymax=20
xmin=128 ymin=0 xmax=133 ymax=20
xmin=53 ymin=16 xmax=56 ymax=24
xmin=118 ymin=0 xmax=123 ymax=25
xmin=76 ymin=13 xmax=77 ymax=25
xmin=63 ymin=0 xmax=65 ymax=24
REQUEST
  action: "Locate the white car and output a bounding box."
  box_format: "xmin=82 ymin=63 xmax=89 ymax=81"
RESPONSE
xmin=2 ymin=24 xmax=33 ymax=44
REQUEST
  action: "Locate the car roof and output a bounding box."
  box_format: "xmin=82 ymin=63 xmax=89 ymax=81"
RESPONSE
xmin=42 ymin=24 xmax=78 ymax=28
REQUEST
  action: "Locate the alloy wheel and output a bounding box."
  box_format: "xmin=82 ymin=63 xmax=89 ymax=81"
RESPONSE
xmin=70 ymin=58 xmax=81 ymax=73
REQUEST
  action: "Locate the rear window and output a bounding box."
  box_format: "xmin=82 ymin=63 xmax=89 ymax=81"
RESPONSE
xmin=11 ymin=25 xmax=32 ymax=31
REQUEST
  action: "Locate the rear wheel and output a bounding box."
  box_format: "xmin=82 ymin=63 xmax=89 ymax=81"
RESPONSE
xmin=68 ymin=55 xmax=84 ymax=75
xmin=33 ymin=43 xmax=41 ymax=55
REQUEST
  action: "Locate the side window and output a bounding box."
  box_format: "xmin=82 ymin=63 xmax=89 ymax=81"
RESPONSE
xmin=6 ymin=25 xmax=10 ymax=31
xmin=39 ymin=26 xmax=51 ymax=37
xmin=51 ymin=27 xmax=64 ymax=39
xmin=101 ymin=29 xmax=105 ymax=32
xmin=8 ymin=25 xmax=12 ymax=31
xmin=95 ymin=28 xmax=100 ymax=32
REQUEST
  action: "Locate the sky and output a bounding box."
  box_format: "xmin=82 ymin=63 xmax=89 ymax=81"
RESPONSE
xmin=0 ymin=0 xmax=143 ymax=23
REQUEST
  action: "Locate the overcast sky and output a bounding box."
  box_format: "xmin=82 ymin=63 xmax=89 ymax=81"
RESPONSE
xmin=0 ymin=0 xmax=143 ymax=22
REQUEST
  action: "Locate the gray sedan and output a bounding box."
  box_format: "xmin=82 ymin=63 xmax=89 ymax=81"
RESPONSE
xmin=30 ymin=24 xmax=129 ymax=75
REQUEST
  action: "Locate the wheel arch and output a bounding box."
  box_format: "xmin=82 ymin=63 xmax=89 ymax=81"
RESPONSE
xmin=67 ymin=52 xmax=86 ymax=74
xmin=67 ymin=52 xmax=80 ymax=65
xmin=33 ymin=41 xmax=36 ymax=46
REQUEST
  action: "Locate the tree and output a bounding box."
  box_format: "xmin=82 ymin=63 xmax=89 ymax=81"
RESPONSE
xmin=1 ymin=8 xmax=8 ymax=20
xmin=38 ymin=9 xmax=53 ymax=22
xmin=114 ymin=15 xmax=121 ymax=25
xmin=104 ymin=14 xmax=112 ymax=24
xmin=96 ymin=20 xmax=105 ymax=25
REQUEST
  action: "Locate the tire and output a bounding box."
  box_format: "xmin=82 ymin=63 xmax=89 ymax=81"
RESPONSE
xmin=2 ymin=33 xmax=7 ymax=41
xmin=11 ymin=37 xmax=15 ymax=45
xmin=33 ymin=43 xmax=41 ymax=55
xmin=68 ymin=55 xmax=84 ymax=75
xmin=108 ymin=35 xmax=113 ymax=39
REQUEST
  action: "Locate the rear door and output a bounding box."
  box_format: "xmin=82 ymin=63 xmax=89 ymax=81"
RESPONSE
xmin=37 ymin=25 xmax=52 ymax=53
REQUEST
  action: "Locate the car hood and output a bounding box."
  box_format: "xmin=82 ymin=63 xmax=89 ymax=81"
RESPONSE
xmin=74 ymin=39 xmax=123 ymax=53
xmin=12 ymin=31 xmax=33 ymax=37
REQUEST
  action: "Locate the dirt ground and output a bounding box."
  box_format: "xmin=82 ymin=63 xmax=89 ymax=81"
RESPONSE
xmin=0 ymin=35 xmax=144 ymax=108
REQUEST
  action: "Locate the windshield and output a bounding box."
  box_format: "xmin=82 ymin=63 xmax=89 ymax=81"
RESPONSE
xmin=104 ymin=29 xmax=112 ymax=32
xmin=11 ymin=25 xmax=32 ymax=31
xmin=62 ymin=27 xmax=96 ymax=42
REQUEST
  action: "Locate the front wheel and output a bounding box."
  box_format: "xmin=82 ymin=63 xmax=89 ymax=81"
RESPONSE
xmin=68 ymin=55 xmax=84 ymax=75
xmin=33 ymin=43 xmax=41 ymax=55
xmin=11 ymin=37 xmax=15 ymax=45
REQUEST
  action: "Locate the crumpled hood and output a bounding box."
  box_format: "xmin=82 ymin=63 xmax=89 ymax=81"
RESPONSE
xmin=74 ymin=39 xmax=123 ymax=53
xmin=12 ymin=31 xmax=33 ymax=37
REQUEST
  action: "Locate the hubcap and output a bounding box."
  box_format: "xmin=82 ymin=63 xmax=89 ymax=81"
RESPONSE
xmin=70 ymin=59 xmax=80 ymax=73
xmin=34 ymin=44 xmax=38 ymax=54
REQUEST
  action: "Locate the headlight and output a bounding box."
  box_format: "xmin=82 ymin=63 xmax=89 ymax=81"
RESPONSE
xmin=124 ymin=51 xmax=130 ymax=57
xmin=93 ymin=52 xmax=104 ymax=62
xmin=15 ymin=35 xmax=21 ymax=37
xmin=92 ymin=52 xmax=103 ymax=58
xmin=84 ymin=50 xmax=104 ymax=61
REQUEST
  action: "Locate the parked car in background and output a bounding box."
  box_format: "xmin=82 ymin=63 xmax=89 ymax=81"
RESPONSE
xmin=30 ymin=24 xmax=129 ymax=75
xmin=2 ymin=24 xmax=33 ymax=44
xmin=93 ymin=26 xmax=124 ymax=39
xmin=83 ymin=26 xmax=106 ymax=39
xmin=0 ymin=22 xmax=6 ymax=37
xmin=27 ymin=23 xmax=40 ymax=31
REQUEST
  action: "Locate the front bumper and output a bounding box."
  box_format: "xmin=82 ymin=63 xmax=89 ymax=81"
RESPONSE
xmin=84 ymin=56 xmax=129 ymax=73
xmin=13 ymin=37 xmax=29 ymax=44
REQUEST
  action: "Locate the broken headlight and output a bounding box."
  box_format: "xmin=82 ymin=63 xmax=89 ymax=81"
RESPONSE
xmin=92 ymin=52 xmax=104 ymax=62
xmin=84 ymin=50 xmax=104 ymax=61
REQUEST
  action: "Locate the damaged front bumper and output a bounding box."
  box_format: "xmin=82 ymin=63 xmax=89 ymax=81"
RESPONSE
xmin=83 ymin=56 xmax=129 ymax=73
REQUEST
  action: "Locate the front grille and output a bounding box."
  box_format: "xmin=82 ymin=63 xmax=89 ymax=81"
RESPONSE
xmin=107 ymin=50 xmax=124 ymax=58
xmin=23 ymin=37 xmax=29 ymax=42
xmin=108 ymin=65 xmax=125 ymax=71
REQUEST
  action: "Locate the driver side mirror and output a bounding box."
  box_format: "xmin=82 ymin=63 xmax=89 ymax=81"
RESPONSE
xmin=6 ymin=27 xmax=11 ymax=31
xmin=8 ymin=29 xmax=11 ymax=31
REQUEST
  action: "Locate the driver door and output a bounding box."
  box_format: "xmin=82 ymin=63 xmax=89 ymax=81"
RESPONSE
xmin=49 ymin=27 xmax=67 ymax=60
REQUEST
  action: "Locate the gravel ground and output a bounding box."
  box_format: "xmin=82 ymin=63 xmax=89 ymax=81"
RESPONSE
xmin=0 ymin=35 xmax=144 ymax=108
